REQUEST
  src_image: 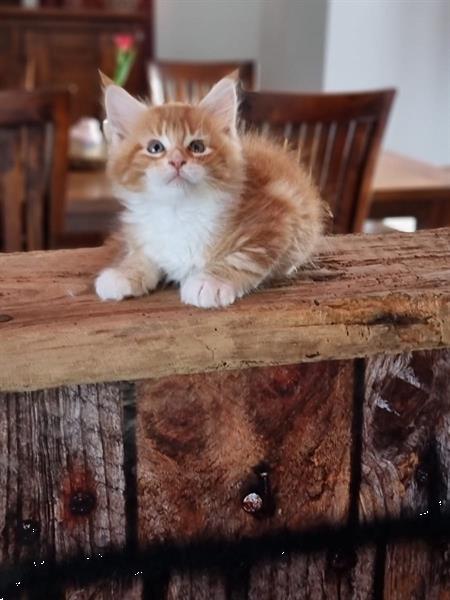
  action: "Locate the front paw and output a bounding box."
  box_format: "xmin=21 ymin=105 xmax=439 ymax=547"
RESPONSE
xmin=95 ymin=268 xmax=133 ymax=301
xmin=180 ymin=273 xmax=238 ymax=308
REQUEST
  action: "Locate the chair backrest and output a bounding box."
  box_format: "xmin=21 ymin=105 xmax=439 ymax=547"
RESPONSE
xmin=149 ymin=60 xmax=256 ymax=104
xmin=239 ymin=89 xmax=395 ymax=233
xmin=0 ymin=87 xmax=71 ymax=252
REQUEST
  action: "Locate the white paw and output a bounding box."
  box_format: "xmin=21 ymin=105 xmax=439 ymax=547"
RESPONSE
xmin=180 ymin=274 xmax=237 ymax=308
xmin=95 ymin=268 xmax=132 ymax=301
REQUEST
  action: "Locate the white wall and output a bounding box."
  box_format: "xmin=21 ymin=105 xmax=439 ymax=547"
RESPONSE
xmin=259 ymin=0 xmax=327 ymax=91
xmin=155 ymin=0 xmax=328 ymax=91
xmin=155 ymin=0 xmax=449 ymax=165
xmin=155 ymin=0 xmax=261 ymax=63
xmin=324 ymin=0 xmax=450 ymax=165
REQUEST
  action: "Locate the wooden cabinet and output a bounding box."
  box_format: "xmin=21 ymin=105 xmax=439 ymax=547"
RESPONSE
xmin=0 ymin=6 xmax=152 ymax=120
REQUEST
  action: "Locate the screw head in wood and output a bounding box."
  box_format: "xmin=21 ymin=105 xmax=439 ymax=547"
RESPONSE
xmin=17 ymin=519 xmax=40 ymax=545
xmin=242 ymin=492 xmax=263 ymax=514
xmin=69 ymin=490 xmax=96 ymax=516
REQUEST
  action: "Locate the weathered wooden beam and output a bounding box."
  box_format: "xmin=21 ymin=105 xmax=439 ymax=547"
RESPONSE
xmin=361 ymin=348 xmax=450 ymax=597
xmin=1 ymin=229 xmax=449 ymax=392
xmin=0 ymin=383 xmax=139 ymax=598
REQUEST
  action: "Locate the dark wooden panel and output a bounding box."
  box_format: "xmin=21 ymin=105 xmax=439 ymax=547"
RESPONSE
xmin=24 ymin=125 xmax=47 ymax=251
xmin=165 ymin=571 xmax=226 ymax=600
xmin=136 ymin=360 xmax=354 ymax=597
xmin=0 ymin=26 xmax=21 ymax=88
xmin=0 ymin=383 xmax=131 ymax=598
xmin=382 ymin=541 xmax=450 ymax=600
xmin=247 ymin=547 xmax=375 ymax=600
xmin=361 ymin=348 xmax=450 ymax=597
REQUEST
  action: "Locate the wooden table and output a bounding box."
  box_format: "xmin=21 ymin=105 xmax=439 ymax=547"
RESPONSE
xmin=64 ymin=151 xmax=450 ymax=246
xmin=371 ymin=151 xmax=450 ymax=227
xmin=1 ymin=229 xmax=449 ymax=598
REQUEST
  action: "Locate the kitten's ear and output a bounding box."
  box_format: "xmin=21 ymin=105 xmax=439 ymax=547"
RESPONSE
xmin=99 ymin=70 xmax=114 ymax=90
xmin=199 ymin=77 xmax=238 ymax=135
xmin=103 ymin=84 xmax=147 ymax=145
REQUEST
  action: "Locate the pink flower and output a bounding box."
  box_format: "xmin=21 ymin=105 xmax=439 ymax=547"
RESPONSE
xmin=114 ymin=35 xmax=135 ymax=52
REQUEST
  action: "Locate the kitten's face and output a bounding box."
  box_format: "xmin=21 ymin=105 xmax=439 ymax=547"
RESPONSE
xmin=111 ymin=105 xmax=242 ymax=194
xmin=104 ymin=78 xmax=243 ymax=197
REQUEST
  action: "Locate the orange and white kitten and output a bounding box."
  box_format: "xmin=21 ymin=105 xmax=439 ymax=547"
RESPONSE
xmin=95 ymin=76 xmax=325 ymax=308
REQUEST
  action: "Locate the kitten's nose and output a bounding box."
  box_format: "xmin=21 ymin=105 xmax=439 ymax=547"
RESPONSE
xmin=169 ymin=155 xmax=187 ymax=171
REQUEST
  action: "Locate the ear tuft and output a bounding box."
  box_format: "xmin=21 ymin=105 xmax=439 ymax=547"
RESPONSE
xmin=99 ymin=70 xmax=114 ymax=90
xmin=199 ymin=77 xmax=238 ymax=134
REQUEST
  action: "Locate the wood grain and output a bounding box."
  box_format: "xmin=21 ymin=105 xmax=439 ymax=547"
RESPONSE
xmin=64 ymin=579 xmax=143 ymax=600
xmin=246 ymin=547 xmax=375 ymax=600
xmin=361 ymin=348 xmax=450 ymax=598
xmin=0 ymin=383 xmax=129 ymax=597
xmin=136 ymin=361 xmax=353 ymax=542
xmin=136 ymin=360 xmax=354 ymax=597
xmin=382 ymin=541 xmax=450 ymax=600
xmin=0 ymin=229 xmax=449 ymax=392
xmin=165 ymin=571 xmax=227 ymax=600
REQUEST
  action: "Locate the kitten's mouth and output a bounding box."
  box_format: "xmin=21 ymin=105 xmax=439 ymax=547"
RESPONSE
xmin=167 ymin=172 xmax=190 ymax=185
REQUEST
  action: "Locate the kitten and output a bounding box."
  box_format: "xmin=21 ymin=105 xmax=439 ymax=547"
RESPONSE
xmin=95 ymin=76 xmax=325 ymax=308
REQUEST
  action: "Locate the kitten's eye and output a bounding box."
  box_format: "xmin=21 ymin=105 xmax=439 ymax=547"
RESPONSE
xmin=147 ymin=139 xmax=165 ymax=155
xmin=188 ymin=139 xmax=206 ymax=154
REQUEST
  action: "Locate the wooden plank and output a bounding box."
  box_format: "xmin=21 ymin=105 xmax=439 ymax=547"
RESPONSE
xmin=382 ymin=541 xmax=450 ymax=600
xmin=361 ymin=348 xmax=450 ymax=598
xmin=246 ymin=547 xmax=375 ymax=600
xmin=0 ymin=383 xmax=130 ymax=598
xmin=165 ymin=571 xmax=227 ymax=600
xmin=136 ymin=360 xmax=354 ymax=596
xmin=0 ymin=229 xmax=449 ymax=392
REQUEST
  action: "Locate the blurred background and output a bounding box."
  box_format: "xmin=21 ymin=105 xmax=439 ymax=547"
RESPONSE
xmin=0 ymin=0 xmax=449 ymax=252
xmin=158 ymin=0 xmax=449 ymax=166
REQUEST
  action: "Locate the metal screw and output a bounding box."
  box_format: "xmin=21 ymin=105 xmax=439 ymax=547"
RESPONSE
xmin=69 ymin=490 xmax=96 ymax=516
xmin=242 ymin=492 xmax=263 ymax=514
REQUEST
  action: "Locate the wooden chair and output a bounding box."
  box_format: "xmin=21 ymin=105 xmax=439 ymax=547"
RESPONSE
xmin=148 ymin=60 xmax=256 ymax=104
xmin=0 ymin=87 xmax=71 ymax=252
xmin=240 ymin=89 xmax=395 ymax=233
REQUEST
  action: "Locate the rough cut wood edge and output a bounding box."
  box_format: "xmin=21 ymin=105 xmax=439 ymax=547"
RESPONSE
xmin=0 ymin=229 xmax=449 ymax=392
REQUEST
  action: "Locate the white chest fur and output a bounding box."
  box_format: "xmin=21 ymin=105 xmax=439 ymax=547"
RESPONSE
xmin=120 ymin=186 xmax=230 ymax=282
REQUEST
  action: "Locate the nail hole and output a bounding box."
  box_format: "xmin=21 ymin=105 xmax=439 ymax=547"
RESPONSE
xmin=69 ymin=490 xmax=96 ymax=516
